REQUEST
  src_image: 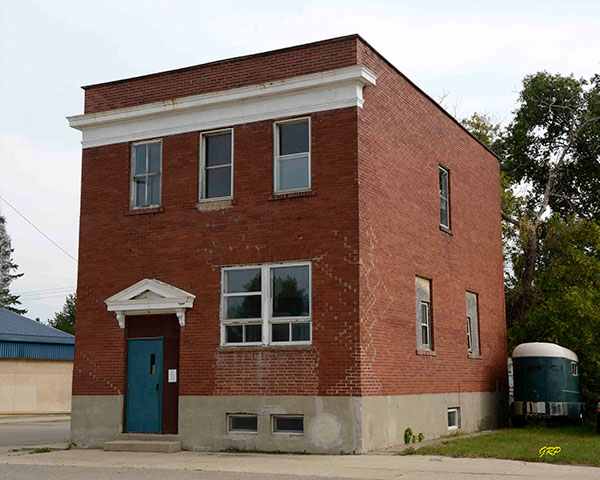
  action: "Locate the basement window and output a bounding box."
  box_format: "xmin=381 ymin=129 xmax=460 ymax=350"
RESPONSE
xmin=272 ymin=415 xmax=304 ymax=434
xmin=228 ymin=414 xmax=258 ymax=433
xmin=447 ymin=408 xmax=459 ymax=430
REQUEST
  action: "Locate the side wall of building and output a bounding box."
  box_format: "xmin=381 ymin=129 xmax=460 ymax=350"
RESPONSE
xmin=356 ymin=39 xmax=507 ymax=449
xmin=0 ymin=359 xmax=73 ymax=414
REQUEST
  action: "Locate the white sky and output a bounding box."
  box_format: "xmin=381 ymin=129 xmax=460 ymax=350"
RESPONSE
xmin=1 ymin=0 xmax=599 ymax=322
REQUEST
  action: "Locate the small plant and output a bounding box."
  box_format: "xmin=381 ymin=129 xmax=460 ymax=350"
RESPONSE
xmin=405 ymin=427 xmax=425 ymax=444
xmin=399 ymin=447 xmax=416 ymax=455
xmin=404 ymin=427 xmax=413 ymax=444
xmin=30 ymin=447 xmax=52 ymax=454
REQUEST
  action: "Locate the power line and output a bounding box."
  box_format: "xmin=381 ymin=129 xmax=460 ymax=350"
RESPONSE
xmin=15 ymin=285 xmax=77 ymax=296
xmin=0 ymin=195 xmax=78 ymax=263
xmin=20 ymin=292 xmax=76 ymax=301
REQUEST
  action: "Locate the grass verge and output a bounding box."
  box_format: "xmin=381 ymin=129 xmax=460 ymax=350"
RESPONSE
xmin=401 ymin=422 xmax=600 ymax=466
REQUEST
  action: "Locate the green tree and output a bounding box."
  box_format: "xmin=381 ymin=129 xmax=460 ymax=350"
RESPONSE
xmin=497 ymin=72 xmax=600 ymax=326
xmin=49 ymin=293 xmax=76 ymax=335
xmin=0 ymin=215 xmax=26 ymax=314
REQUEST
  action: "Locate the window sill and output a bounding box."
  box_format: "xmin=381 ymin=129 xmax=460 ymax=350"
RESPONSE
xmin=195 ymin=198 xmax=236 ymax=211
xmin=468 ymin=353 xmax=483 ymax=360
xmin=125 ymin=206 xmax=165 ymax=216
xmin=269 ymin=190 xmax=316 ymax=201
xmin=217 ymin=345 xmax=314 ymax=353
xmin=439 ymin=225 xmax=453 ymax=235
xmin=416 ymin=349 xmax=436 ymax=357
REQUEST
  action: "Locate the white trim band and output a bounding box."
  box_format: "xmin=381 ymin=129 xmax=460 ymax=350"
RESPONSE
xmin=68 ymin=65 xmax=377 ymax=149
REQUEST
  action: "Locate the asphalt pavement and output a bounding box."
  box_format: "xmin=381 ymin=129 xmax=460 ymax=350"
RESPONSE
xmin=1 ymin=418 xmax=599 ymax=479
xmin=0 ymin=421 xmax=70 ymax=449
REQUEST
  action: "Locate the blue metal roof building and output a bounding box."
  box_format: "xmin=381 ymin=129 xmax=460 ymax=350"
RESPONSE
xmin=0 ymin=307 xmax=74 ymax=360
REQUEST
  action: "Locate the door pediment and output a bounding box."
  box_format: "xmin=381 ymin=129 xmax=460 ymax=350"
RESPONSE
xmin=105 ymin=279 xmax=195 ymax=328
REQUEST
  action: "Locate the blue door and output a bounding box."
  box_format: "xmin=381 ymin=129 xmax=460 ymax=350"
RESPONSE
xmin=126 ymin=338 xmax=163 ymax=433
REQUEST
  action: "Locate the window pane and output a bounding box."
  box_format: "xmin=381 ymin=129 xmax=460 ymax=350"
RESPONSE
xmin=134 ymin=144 xmax=147 ymax=174
xmin=148 ymin=142 xmax=161 ymax=173
xmin=226 ymin=269 xmax=261 ymax=293
xmin=279 ymin=121 xmax=309 ymax=155
xmin=421 ymin=325 xmax=428 ymax=346
xmin=440 ymin=199 xmax=449 ymax=227
xmin=206 ymin=166 xmax=232 ymax=198
xmin=272 ymin=265 xmax=310 ymax=317
xmin=439 ymin=168 xmax=448 ymax=198
xmin=226 ymin=296 xmax=261 ymax=319
xmin=291 ymin=322 xmax=310 ymax=341
xmin=148 ymin=174 xmax=160 ymax=205
xmin=245 ymin=324 xmax=262 ymax=342
xmin=229 ymin=415 xmax=257 ymax=432
xmin=226 ymin=325 xmax=243 ymax=343
xmin=421 ymin=303 xmax=429 ymax=326
xmin=134 ymin=177 xmax=146 ymax=206
xmin=274 ymin=416 xmax=303 ymax=433
xmin=277 ymin=154 xmax=309 ymax=191
xmin=271 ymin=323 xmax=289 ymax=342
xmin=206 ymin=133 xmax=232 ymax=167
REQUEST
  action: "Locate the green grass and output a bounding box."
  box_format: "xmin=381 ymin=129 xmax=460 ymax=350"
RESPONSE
xmin=404 ymin=422 xmax=600 ymax=466
xmin=30 ymin=447 xmax=52 ymax=454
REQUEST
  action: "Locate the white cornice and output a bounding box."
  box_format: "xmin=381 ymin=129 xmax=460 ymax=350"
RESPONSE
xmin=67 ymin=65 xmax=377 ymax=148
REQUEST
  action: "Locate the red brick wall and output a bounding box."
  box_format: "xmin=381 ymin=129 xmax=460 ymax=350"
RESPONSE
xmin=356 ymin=40 xmax=507 ymax=396
xmin=73 ymin=36 xmax=507 ymax=402
xmin=73 ymin=107 xmax=362 ymax=397
xmin=83 ymin=36 xmax=358 ymax=114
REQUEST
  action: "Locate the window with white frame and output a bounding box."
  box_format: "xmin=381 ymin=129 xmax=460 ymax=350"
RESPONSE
xmin=200 ymin=129 xmax=233 ymax=200
xmin=447 ymin=408 xmax=459 ymax=430
xmin=415 ymin=276 xmax=433 ymax=350
xmin=439 ymin=165 xmax=450 ymax=228
xmin=571 ymin=362 xmax=579 ymax=376
xmin=272 ymin=415 xmax=304 ymax=434
xmin=221 ymin=262 xmax=311 ymax=346
xmin=465 ymin=292 xmax=480 ymax=355
xmin=227 ymin=414 xmax=258 ymax=433
xmin=131 ymin=139 xmax=162 ymax=208
xmin=274 ymin=118 xmax=310 ymax=193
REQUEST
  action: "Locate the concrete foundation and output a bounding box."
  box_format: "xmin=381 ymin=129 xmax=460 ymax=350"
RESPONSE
xmin=71 ymin=395 xmax=123 ymax=448
xmin=71 ymin=391 xmax=503 ymax=452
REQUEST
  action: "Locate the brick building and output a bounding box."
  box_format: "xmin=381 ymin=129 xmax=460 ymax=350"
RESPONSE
xmin=67 ymin=35 xmax=507 ymax=453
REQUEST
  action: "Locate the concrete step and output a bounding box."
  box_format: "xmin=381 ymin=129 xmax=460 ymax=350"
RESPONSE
xmin=104 ymin=440 xmax=181 ymax=453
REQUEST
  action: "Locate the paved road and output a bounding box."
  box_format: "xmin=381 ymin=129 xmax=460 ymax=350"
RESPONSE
xmin=0 ymin=464 xmax=351 ymax=480
xmin=0 ymin=421 xmax=69 ymax=448
xmin=1 ymin=449 xmax=600 ymax=480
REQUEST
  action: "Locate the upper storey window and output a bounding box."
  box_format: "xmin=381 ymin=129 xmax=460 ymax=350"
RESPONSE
xmin=439 ymin=165 xmax=450 ymax=228
xmin=131 ymin=139 xmax=162 ymax=208
xmin=200 ymin=129 xmax=233 ymax=200
xmin=274 ymin=118 xmax=310 ymax=193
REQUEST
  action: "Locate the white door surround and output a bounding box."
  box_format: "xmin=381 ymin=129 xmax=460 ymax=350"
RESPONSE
xmin=105 ymin=278 xmax=195 ymax=328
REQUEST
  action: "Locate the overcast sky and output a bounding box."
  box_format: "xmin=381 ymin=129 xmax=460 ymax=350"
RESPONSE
xmin=1 ymin=0 xmax=598 ymax=322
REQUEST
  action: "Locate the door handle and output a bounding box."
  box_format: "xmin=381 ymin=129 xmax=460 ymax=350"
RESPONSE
xmin=156 ymin=384 xmax=159 ymax=392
